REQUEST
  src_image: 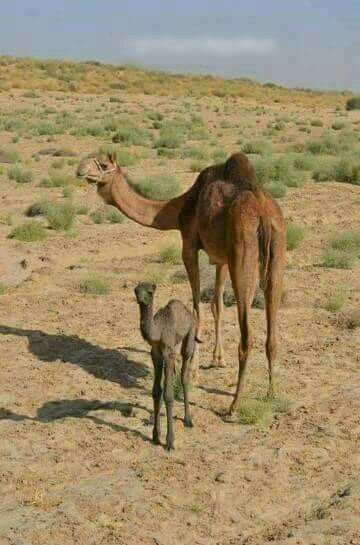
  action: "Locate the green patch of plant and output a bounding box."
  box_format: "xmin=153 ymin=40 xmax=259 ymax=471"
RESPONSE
xmin=159 ymin=242 xmax=182 ymax=265
xmin=132 ymin=174 xmax=181 ymax=200
xmin=9 ymin=221 xmax=47 ymax=242
xmin=106 ymin=208 xmax=124 ymax=224
xmin=39 ymin=173 xmax=72 ymax=188
xmin=8 ymin=166 xmax=33 ymax=184
xmin=112 ymin=120 xmax=149 ymax=146
xmin=43 ymin=200 xmax=76 ymax=231
xmin=242 ymin=140 xmax=272 ymax=155
xmin=346 ymin=96 xmax=360 ymax=111
xmin=0 ymin=283 xmax=7 ymax=295
xmin=266 ymin=181 xmax=287 ymax=199
xmin=236 ymin=395 xmax=291 ymax=424
xmin=80 ymin=275 xmax=111 ymax=295
xmin=287 ymin=222 xmax=305 ymax=250
xmin=323 ymin=289 xmax=347 ymax=312
xmin=322 ymin=230 xmax=360 ymax=269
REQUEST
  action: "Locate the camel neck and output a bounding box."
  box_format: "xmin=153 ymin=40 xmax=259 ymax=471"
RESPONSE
xmin=106 ymin=170 xmax=186 ymax=231
xmin=138 ymin=300 xmax=156 ymax=343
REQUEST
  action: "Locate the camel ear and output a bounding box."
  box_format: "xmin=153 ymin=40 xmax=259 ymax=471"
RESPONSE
xmin=108 ymin=153 xmax=117 ymax=165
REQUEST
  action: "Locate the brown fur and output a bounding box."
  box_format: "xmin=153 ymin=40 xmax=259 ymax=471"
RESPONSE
xmin=77 ymin=152 xmax=286 ymax=414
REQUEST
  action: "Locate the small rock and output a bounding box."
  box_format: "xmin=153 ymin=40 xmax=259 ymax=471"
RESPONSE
xmin=215 ymin=472 xmax=228 ymax=483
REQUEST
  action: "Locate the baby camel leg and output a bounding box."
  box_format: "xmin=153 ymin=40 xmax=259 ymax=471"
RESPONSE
xmin=151 ymin=347 xmax=163 ymax=445
xmin=162 ymin=346 xmax=176 ymax=450
xmin=181 ymin=333 xmax=194 ymax=428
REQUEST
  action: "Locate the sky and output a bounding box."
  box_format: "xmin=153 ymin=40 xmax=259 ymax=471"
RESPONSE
xmin=0 ymin=0 xmax=359 ymax=90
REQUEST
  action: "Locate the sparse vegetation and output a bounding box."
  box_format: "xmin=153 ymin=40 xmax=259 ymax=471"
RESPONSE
xmin=322 ymin=231 xmax=360 ymax=269
xmin=236 ymin=395 xmax=291 ymax=424
xmin=287 ymin=223 xmax=305 ymax=250
xmin=323 ymin=289 xmax=348 ymax=312
xmin=43 ymin=200 xmax=77 ymax=231
xmin=8 ymin=166 xmax=33 ymax=184
xmin=132 ymin=174 xmax=181 ymax=200
xmin=159 ymin=241 xmax=182 ymax=265
xmin=9 ymin=221 xmax=47 ymax=242
xmin=80 ymin=275 xmax=111 ymax=295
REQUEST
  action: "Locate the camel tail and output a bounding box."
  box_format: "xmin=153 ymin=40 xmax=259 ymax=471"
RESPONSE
xmin=258 ymin=216 xmax=272 ymax=290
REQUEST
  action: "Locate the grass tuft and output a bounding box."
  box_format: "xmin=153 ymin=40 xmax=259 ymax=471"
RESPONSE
xmin=287 ymin=223 xmax=305 ymax=250
xmin=80 ymin=275 xmax=111 ymax=295
xmin=9 ymin=221 xmax=47 ymax=242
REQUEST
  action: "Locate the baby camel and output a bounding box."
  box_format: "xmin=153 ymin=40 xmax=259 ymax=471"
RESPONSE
xmin=134 ymin=282 xmax=197 ymax=450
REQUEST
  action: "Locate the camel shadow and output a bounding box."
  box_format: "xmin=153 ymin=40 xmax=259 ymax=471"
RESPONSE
xmin=0 ymin=325 xmax=149 ymax=389
xmin=0 ymin=398 xmax=153 ymax=444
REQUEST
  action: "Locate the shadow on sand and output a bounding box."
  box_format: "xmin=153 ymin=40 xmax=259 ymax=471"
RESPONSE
xmin=0 ymin=325 xmax=149 ymax=389
xmin=0 ymin=398 xmax=153 ymax=444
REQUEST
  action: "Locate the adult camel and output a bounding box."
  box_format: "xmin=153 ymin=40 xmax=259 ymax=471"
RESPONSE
xmin=77 ymin=152 xmax=286 ymax=415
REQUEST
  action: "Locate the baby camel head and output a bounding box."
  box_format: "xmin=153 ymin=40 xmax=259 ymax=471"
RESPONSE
xmin=134 ymin=282 xmax=156 ymax=306
xmin=76 ymin=153 xmax=118 ymax=202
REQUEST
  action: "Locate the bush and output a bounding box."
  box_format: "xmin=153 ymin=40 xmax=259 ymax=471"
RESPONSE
xmin=236 ymin=396 xmax=291 ymax=424
xmin=312 ymin=158 xmax=336 ymax=182
xmin=310 ymin=119 xmax=324 ymax=127
xmin=8 ymin=166 xmax=33 ymax=184
xmin=112 ymin=121 xmax=149 ymax=146
xmin=267 ymin=182 xmax=287 ymax=198
xmin=132 ymin=174 xmax=181 ymax=200
xmin=287 ymin=223 xmax=305 ymax=250
xmin=155 ymin=123 xmax=184 ymax=149
xmin=190 ymin=160 xmax=207 ymax=172
xmin=322 ymin=231 xmax=360 ymax=269
xmin=333 ymin=157 xmax=360 ymax=185
xmin=181 ymin=147 xmax=207 ymax=160
xmin=0 ymin=149 xmax=20 ymax=163
xmin=91 ymin=210 xmax=105 ymax=224
xmin=242 ymin=140 xmax=272 ymax=155
xmin=346 ymin=96 xmax=360 ymax=111
xmin=43 ymin=201 xmax=76 ymax=231
xmin=331 ymin=121 xmax=346 ymax=131
xmin=212 ymin=148 xmax=227 ymax=163
xmin=159 ymin=242 xmax=182 ymax=265
xmin=39 ymin=173 xmax=72 ymax=188
xmin=292 ymin=154 xmax=315 ymax=171
xmin=80 ymin=275 xmax=111 ymax=295
xmin=9 ymin=221 xmax=47 ymax=242
xmin=106 ymin=208 xmax=124 ymax=224
xmin=324 ymin=289 xmax=347 ymax=312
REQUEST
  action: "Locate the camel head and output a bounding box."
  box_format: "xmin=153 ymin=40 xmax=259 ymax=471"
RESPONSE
xmin=76 ymin=153 xmax=118 ymax=202
xmin=134 ymin=282 xmax=156 ymax=306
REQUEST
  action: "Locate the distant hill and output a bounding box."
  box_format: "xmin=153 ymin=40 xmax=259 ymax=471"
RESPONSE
xmin=0 ymin=55 xmax=350 ymax=107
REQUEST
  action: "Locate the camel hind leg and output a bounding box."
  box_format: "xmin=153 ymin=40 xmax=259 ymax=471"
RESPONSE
xmin=211 ymin=263 xmax=227 ymax=367
xmin=227 ymin=215 xmax=259 ymax=415
xmin=263 ymin=231 xmax=286 ymax=398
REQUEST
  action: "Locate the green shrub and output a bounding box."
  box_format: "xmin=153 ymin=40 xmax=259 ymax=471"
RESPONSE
xmin=8 ymin=166 xmax=33 ymax=184
xmin=287 ymin=223 xmax=305 ymax=250
xmin=80 ymin=275 xmax=111 ymax=295
xmin=267 ymin=182 xmax=287 ymax=198
xmin=242 ymin=140 xmax=272 ymax=155
xmin=333 ymin=157 xmax=360 ymax=185
xmin=236 ymin=396 xmax=291 ymax=424
xmin=331 ymin=121 xmax=346 ymax=131
xmin=9 ymin=221 xmax=47 ymax=242
xmin=155 ymin=123 xmax=184 ymax=149
xmin=132 ymin=174 xmax=181 ymax=200
xmin=324 ymin=289 xmax=347 ymax=312
xmin=106 ymin=208 xmax=124 ymax=224
xmin=213 ymin=148 xmax=227 ymax=163
xmin=91 ymin=210 xmax=105 ymax=224
xmin=346 ymin=96 xmax=360 ymax=111
xmin=173 ymin=369 xmax=183 ymax=401
xmin=312 ymin=158 xmax=336 ymax=182
xmin=39 ymin=173 xmax=72 ymax=188
xmin=109 ymin=96 xmax=121 ymax=103
xmin=292 ymin=154 xmax=315 ymax=171
xmin=181 ymin=147 xmax=207 ymax=160
xmin=112 ymin=121 xmax=149 ymax=146
xmin=76 ymin=205 xmax=89 ymax=215
xmin=322 ymin=231 xmax=360 ymax=269
xmin=43 ymin=201 xmax=76 ymax=231
xmin=159 ymin=242 xmax=182 ymax=265
xmin=190 ymin=160 xmax=207 ymax=172
xmin=310 ymin=119 xmax=324 ymax=127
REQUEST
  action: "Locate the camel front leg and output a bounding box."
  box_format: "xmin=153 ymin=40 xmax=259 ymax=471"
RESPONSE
xmin=182 ymin=245 xmax=202 ymax=381
xmin=211 ymin=264 xmax=227 ymax=367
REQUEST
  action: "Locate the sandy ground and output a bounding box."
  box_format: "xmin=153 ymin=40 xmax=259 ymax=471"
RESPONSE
xmin=0 ymin=90 xmax=359 ymax=545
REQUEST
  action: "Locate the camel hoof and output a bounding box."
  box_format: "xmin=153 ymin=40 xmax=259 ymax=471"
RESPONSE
xmin=184 ymin=418 xmax=194 ymax=428
xmin=152 ymin=433 xmax=161 ymax=445
xmin=165 ymin=442 xmax=175 ymax=451
xmin=222 ymin=412 xmax=238 ymax=423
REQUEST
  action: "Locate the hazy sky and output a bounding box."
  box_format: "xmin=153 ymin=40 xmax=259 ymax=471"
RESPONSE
xmin=0 ymin=1 xmax=359 ymax=90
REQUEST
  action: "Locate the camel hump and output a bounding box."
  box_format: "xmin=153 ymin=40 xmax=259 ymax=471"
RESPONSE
xmin=224 ymin=152 xmax=257 ymax=186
